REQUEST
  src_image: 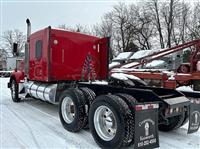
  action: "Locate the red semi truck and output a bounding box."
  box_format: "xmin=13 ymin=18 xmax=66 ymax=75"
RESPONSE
xmin=8 ymin=19 xmax=200 ymax=149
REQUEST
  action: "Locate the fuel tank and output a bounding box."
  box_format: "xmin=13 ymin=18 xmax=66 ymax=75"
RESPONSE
xmin=27 ymin=82 xmax=57 ymax=103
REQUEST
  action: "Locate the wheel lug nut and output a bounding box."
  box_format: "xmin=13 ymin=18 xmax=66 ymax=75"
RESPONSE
xmin=108 ymin=129 xmax=111 ymax=133
xmin=103 ymin=115 xmax=106 ymax=118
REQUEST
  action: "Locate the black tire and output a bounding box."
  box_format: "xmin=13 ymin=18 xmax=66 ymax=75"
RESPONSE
xmin=10 ymin=79 xmax=20 ymax=102
xmin=181 ymin=111 xmax=189 ymax=127
xmin=59 ymin=88 xmax=87 ymax=132
xmin=193 ymin=80 xmax=200 ymax=91
xmin=159 ymin=113 xmax=185 ymax=131
xmin=80 ymin=87 xmax=96 ymax=105
xmin=115 ymin=93 xmax=137 ymax=146
xmin=80 ymin=87 xmax=96 ymax=128
xmin=89 ymin=94 xmax=134 ymax=148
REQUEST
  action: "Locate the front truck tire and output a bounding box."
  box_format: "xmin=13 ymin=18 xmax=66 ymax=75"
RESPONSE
xmin=89 ymin=94 xmax=134 ymax=149
xmin=59 ymin=88 xmax=87 ymax=132
xmin=10 ymin=79 xmax=20 ymax=102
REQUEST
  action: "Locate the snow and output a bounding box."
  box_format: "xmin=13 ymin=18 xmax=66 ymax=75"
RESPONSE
xmin=109 ymin=61 xmax=121 ymax=69
xmin=130 ymin=49 xmax=163 ymax=60
xmin=81 ymin=80 xmax=108 ymax=85
xmin=130 ymin=50 xmax=152 ymax=59
xmin=111 ymin=68 xmax=168 ymax=73
xmin=145 ymin=60 xmax=166 ymax=68
xmin=0 ymin=78 xmax=98 ymax=149
xmin=111 ymin=73 xmax=128 ymax=80
xmin=121 ymin=62 xmax=140 ymax=68
xmin=123 ymin=73 xmax=141 ymax=80
xmin=0 ymin=78 xmax=200 ymax=148
xmin=113 ymin=52 xmax=133 ymax=60
xmin=111 ymin=73 xmax=141 ymax=81
xmin=176 ymin=86 xmax=194 ymax=92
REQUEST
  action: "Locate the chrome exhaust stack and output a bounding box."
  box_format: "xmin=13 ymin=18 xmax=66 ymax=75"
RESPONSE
xmin=25 ymin=19 xmax=31 ymax=76
xmin=26 ymin=18 xmax=31 ymax=41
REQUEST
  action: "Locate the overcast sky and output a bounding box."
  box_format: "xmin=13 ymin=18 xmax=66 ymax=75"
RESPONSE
xmin=0 ymin=0 xmax=130 ymax=35
xmin=0 ymin=0 xmax=196 ymax=35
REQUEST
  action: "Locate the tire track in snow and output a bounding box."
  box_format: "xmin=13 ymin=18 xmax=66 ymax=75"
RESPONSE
xmin=4 ymin=105 xmax=41 ymax=148
xmin=3 ymin=96 xmax=97 ymax=148
xmin=1 ymin=78 xmax=199 ymax=148
xmin=23 ymin=101 xmax=98 ymax=148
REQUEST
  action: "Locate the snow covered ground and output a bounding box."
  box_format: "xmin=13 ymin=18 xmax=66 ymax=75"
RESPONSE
xmin=0 ymin=78 xmax=199 ymax=149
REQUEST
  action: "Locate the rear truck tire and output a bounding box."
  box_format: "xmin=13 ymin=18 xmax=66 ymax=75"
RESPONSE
xmin=89 ymin=94 xmax=134 ymax=148
xmin=59 ymin=88 xmax=87 ymax=132
xmin=193 ymin=80 xmax=200 ymax=91
xmin=159 ymin=113 xmax=185 ymax=131
xmin=80 ymin=87 xmax=96 ymax=105
xmin=10 ymin=79 xmax=20 ymax=102
xmin=115 ymin=93 xmax=137 ymax=146
xmin=80 ymin=87 xmax=96 ymax=128
xmin=181 ymin=111 xmax=189 ymax=127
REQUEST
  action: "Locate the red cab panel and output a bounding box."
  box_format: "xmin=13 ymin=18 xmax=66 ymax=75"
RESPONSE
xmin=28 ymin=28 xmax=109 ymax=82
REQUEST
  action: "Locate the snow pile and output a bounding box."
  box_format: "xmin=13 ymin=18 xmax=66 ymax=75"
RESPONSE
xmin=121 ymin=62 xmax=140 ymax=68
xmin=111 ymin=68 xmax=168 ymax=73
xmin=123 ymin=73 xmax=141 ymax=80
xmin=130 ymin=50 xmax=152 ymax=59
xmin=113 ymin=52 xmax=133 ymax=60
xmin=111 ymin=73 xmax=141 ymax=81
xmin=109 ymin=62 xmax=121 ymax=69
xmin=145 ymin=60 xmax=166 ymax=68
xmin=176 ymin=86 xmax=194 ymax=92
xmin=111 ymin=73 xmax=128 ymax=80
xmin=130 ymin=49 xmax=162 ymax=60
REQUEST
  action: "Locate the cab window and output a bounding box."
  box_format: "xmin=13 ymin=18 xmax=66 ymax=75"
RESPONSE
xmin=35 ymin=40 xmax=42 ymax=59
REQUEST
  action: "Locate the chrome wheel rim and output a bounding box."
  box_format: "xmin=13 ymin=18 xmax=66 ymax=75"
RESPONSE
xmin=94 ymin=105 xmax=117 ymax=141
xmin=61 ymin=97 xmax=75 ymax=124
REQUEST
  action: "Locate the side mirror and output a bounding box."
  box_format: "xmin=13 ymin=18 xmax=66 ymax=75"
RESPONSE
xmin=13 ymin=43 xmax=18 ymax=56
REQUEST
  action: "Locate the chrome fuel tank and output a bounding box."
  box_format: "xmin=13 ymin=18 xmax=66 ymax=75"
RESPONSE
xmin=27 ymin=82 xmax=57 ymax=103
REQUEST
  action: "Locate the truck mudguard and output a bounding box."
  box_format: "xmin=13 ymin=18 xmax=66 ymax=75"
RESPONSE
xmin=134 ymin=103 xmax=159 ymax=149
xmin=188 ymin=98 xmax=200 ymax=134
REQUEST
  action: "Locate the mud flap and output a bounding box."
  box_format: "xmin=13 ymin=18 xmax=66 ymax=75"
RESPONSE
xmin=188 ymin=99 xmax=200 ymax=134
xmin=134 ymin=103 xmax=159 ymax=149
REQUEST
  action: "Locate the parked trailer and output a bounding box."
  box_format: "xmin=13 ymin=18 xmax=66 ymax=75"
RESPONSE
xmin=8 ymin=19 xmax=200 ymax=149
xmin=111 ymin=39 xmax=200 ymax=91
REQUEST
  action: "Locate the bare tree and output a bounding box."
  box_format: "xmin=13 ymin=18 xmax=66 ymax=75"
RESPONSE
xmin=1 ymin=29 xmax=26 ymax=56
xmin=147 ymin=0 xmax=165 ymax=49
xmin=160 ymin=0 xmax=180 ymax=48
xmin=186 ymin=2 xmax=200 ymax=40
xmin=58 ymin=24 xmax=91 ymax=34
xmin=92 ymin=14 xmax=115 ymax=60
xmin=129 ymin=4 xmax=155 ymax=50
xmin=106 ymin=3 xmax=134 ymax=52
xmin=0 ymin=48 xmax=8 ymax=57
xmin=171 ymin=2 xmax=190 ymax=45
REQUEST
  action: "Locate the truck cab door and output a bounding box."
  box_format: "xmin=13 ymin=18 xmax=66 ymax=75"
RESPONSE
xmin=29 ymin=38 xmax=45 ymax=81
xmin=34 ymin=40 xmax=43 ymax=79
